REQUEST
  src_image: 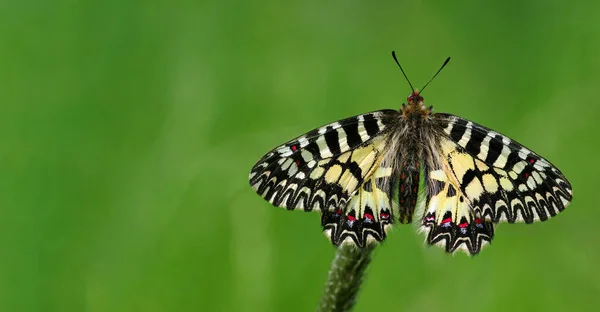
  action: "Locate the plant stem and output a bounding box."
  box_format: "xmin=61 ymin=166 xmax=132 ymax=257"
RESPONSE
xmin=317 ymin=244 xmax=376 ymax=312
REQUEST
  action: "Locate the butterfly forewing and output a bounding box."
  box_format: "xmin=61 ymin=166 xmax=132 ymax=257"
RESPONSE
xmin=249 ymin=110 xmax=398 ymax=211
xmin=435 ymin=114 xmax=573 ymax=224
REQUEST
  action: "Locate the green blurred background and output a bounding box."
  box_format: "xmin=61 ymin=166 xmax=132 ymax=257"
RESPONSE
xmin=1 ymin=1 xmax=599 ymax=311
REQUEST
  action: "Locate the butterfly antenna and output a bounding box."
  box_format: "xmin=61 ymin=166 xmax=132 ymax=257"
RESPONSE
xmin=391 ymin=51 xmax=415 ymax=92
xmin=419 ymin=57 xmax=451 ymax=94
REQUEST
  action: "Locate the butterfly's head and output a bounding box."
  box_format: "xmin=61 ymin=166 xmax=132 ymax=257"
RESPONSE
xmin=401 ymin=90 xmax=432 ymax=118
xmin=407 ymin=90 xmax=424 ymax=105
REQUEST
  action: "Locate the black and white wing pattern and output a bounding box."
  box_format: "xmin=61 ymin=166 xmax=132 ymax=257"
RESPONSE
xmin=249 ymin=110 xmax=398 ymax=209
xmin=418 ymin=113 xmax=573 ymax=254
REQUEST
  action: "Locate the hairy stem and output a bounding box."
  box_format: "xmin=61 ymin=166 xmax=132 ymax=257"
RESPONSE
xmin=317 ymin=244 xmax=376 ymax=312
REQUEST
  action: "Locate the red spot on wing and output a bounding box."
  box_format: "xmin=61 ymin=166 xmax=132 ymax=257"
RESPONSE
xmin=347 ymin=215 xmax=356 ymax=221
xmin=441 ymin=217 xmax=452 ymax=224
xmin=295 ymin=159 xmax=302 ymax=166
xmin=381 ymin=212 xmax=390 ymax=220
xmin=474 ymin=218 xmax=483 ymax=224
xmin=524 ymin=172 xmax=529 ymax=178
xmin=458 ymin=222 xmax=468 ymax=228
xmin=529 ymin=158 xmax=535 ymax=164
xmin=291 ymin=145 xmax=298 ymax=151
xmin=364 ymin=213 xmax=374 ymax=220
xmin=335 ymin=209 xmax=342 ymax=215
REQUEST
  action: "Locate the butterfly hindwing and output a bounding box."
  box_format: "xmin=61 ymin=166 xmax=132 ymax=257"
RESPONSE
xmin=322 ymin=158 xmax=397 ymax=247
xmin=419 ymin=163 xmax=495 ymax=254
xmin=435 ymin=114 xmax=573 ymax=224
xmin=249 ymin=110 xmax=397 ymax=211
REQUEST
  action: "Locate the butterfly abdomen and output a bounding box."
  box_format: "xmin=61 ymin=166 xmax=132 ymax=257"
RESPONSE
xmin=393 ymin=109 xmax=430 ymax=224
xmin=397 ymin=157 xmax=420 ymax=224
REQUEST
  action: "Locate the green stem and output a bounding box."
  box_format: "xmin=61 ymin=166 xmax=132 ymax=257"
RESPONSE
xmin=317 ymin=244 xmax=376 ymax=312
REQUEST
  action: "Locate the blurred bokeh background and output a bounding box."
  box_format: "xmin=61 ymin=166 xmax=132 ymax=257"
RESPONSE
xmin=1 ymin=1 xmax=599 ymax=311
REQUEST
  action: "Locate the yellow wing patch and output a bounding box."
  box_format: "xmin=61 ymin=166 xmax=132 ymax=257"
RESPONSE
xmin=439 ymin=138 xmax=571 ymax=223
xmin=419 ymin=165 xmax=494 ymax=255
xmin=322 ymin=163 xmax=396 ymax=248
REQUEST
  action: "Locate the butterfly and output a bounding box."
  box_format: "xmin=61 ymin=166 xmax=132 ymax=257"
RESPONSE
xmin=248 ymin=52 xmax=572 ymax=255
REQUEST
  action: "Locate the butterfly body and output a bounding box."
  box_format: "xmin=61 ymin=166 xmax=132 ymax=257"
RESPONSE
xmin=375 ymin=91 xmax=438 ymax=224
xmin=250 ymin=84 xmax=572 ymax=255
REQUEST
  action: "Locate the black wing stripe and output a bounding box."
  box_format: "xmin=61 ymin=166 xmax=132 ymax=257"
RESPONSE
xmin=363 ymin=113 xmax=381 ymax=137
xmin=464 ymin=125 xmax=486 ymax=157
xmin=342 ymin=122 xmax=362 ymax=149
xmin=449 ymin=117 xmax=468 ymax=142
xmin=484 ymin=134 xmax=503 ymax=165
xmin=324 ymin=126 xmax=342 ymax=156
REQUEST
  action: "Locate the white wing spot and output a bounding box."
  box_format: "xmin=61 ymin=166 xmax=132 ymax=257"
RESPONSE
xmin=513 ymin=161 xmax=526 ymax=174
xmin=458 ymin=122 xmax=473 ymax=148
xmin=487 ymin=131 xmax=499 ymax=139
xmin=499 ymin=177 xmax=514 ymax=191
xmin=526 ymin=176 xmax=537 ymax=190
xmin=477 ymin=135 xmax=492 ymax=160
xmin=316 ymin=136 xmax=333 ymax=158
xmin=337 ymin=128 xmax=349 ymax=151
xmin=281 ymin=158 xmax=293 ymax=170
xmin=518 ymin=148 xmax=529 ymax=160
xmin=357 ymin=121 xmax=369 ymax=142
xmin=532 ymin=171 xmax=544 ymax=185
xmin=288 ymin=163 xmax=298 ymax=176
xmin=301 ymin=150 xmax=313 ymax=162
xmin=298 ymin=138 xmax=309 ymax=148
xmin=493 ymin=144 xmax=511 ymax=168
